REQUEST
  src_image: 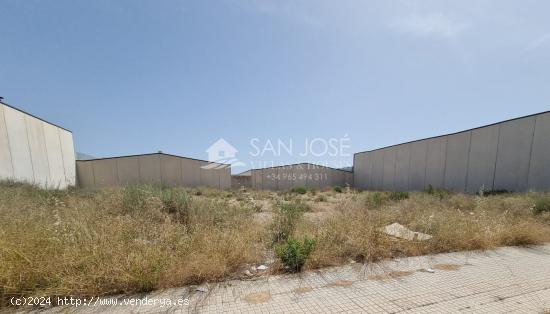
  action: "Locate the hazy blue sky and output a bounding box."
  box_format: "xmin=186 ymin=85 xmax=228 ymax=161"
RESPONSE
xmin=1 ymin=0 xmax=549 ymax=173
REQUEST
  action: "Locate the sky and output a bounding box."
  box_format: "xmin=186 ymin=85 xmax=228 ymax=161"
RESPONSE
xmin=1 ymin=0 xmax=549 ymax=173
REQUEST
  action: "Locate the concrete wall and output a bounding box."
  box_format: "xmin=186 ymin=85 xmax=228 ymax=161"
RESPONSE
xmin=76 ymin=153 xmax=231 ymax=189
xmin=354 ymin=111 xmax=550 ymax=193
xmin=249 ymin=163 xmax=353 ymax=190
xmin=0 ymin=103 xmax=75 ymax=189
xmin=231 ymin=175 xmax=252 ymax=189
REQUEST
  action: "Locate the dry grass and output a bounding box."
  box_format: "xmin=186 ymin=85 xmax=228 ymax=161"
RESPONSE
xmin=301 ymin=191 xmax=550 ymax=268
xmin=0 ymin=183 xmax=267 ymax=305
xmin=1 ymin=183 xmax=550 ymax=306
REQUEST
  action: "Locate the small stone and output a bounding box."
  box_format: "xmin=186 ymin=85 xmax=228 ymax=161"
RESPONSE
xmin=256 ymin=265 xmax=269 ymax=270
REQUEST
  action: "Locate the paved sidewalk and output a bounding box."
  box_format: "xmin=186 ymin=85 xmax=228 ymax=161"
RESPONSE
xmin=39 ymin=245 xmax=550 ymax=313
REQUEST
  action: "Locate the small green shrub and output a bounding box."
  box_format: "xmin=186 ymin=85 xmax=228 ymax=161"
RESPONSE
xmin=424 ymin=185 xmax=449 ymax=199
xmin=533 ymin=198 xmax=550 ymax=215
xmin=291 ymin=186 xmax=307 ymax=194
xmin=122 ymin=185 xmax=191 ymax=223
xmin=333 ymin=186 xmax=343 ymax=193
xmin=366 ymin=192 xmax=386 ymax=207
xmin=275 ymin=236 xmax=316 ymax=272
xmin=389 ymin=191 xmax=409 ymax=201
xmin=122 ymin=185 xmax=149 ymax=211
xmin=272 ymin=202 xmax=306 ymax=242
xmin=160 ymin=188 xmax=191 ymax=223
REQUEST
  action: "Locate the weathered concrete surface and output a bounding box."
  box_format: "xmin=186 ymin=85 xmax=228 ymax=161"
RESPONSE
xmin=59 ymin=130 xmax=76 ymax=187
xmin=36 ymin=244 xmax=550 ymax=313
xmin=3 ymin=105 xmax=34 ymax=184
xmin=408 ymin=140 xmax=427 ymax=191
xmin=0 ymin=103 xmax=76 ymax=189
xmin=466 ymin=125 xmax=499 ymax=193
xmin=529 ymin=112 xmax=550 ymax=191
xmin=394 ymin=145 xmax=411 ymax=191
xmin=43 ymin=124 xmax=66 ymax=188
xmin=76 ymin=154 xmax=230 ymax=189
xmin=493 ymin=117 xmax=535 ymax=192
xmin=443 ymin=131 xmax=471 ymax=192
xmin=425 ymin=137 xmax=447 ymax=189
xmin=0 ymin=105 xmax=14 ymax=180
xmin=382 ymin=147 xmax=396 ymax=191
xmin=354 ymin=111 xmax=550 ymax=193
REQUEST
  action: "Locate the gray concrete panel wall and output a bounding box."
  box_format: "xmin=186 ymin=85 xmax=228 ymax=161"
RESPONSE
xmin=291 ymin=165 xmax=307 ymax=188
xmin=262 ymin=167 xmax=279 ymax=190
xmin=425 ymin=137 xmax=447 ymax=188
xmin=408 ymin=140 xmax=428 ymax=190
xmin=278 ymin=166 xmax=292 ymax=191
xmin=0 ymin=105 xmax=14 ymax=179
xmin=394 ymin=144 xmax=411 ymax=191
xmin=199 ymin=163 xmax=220 ymax=188
xmin=529 ymin=112 xmax=550 ymax=191
xmin=59 ymin=131 xmax=76 ymax=187
xmin=251 ymin=169 xmax=263 ymax=189
xmin=345 ymin=172 xmax=354 ymax=187
xmin=26 ymin=117 xmax=51 ymax=188
xmin=116 ymin=157 xmax=140 ymax=185
xmin=354 ymin=111 xmax=550 ymax=193
xmin=443 ymin=131 xmax=471 ymax=192
xmin=181 ymin=159 xmax=201 ymax=187
xmin=466 ymin=125 xmax=499 ymax=193
xmin=231 ymin=175 xmax=251 ymax=189
xmin=43 ymin=123 xmax=66 ymax=188
xmin=353 ymin=154 xmax=366 ymax=189
xmin=4 ymin=105 xmax=34 ymax=183
xmin=382 ymin=147 xmax=396 ymax=190
xmin=372 ymin=151 xmax=384 ymax=190
xmin=1 ymin=103 xmax=75 ymax=188
xmin=493 ymin=117 xmax=535 ymax=192
xmin=138 ymin=155 xmax=162 ymax=184
xmin=76 ymin=153 xmax=230 ymax=189
xmin=76 ymin=161 xmax=95 ymax=188
xmin=92 ymin=159 xmax=119 ymax=188
xmin=160 ymin=155 xmax=183 ymax=187
xmin=219 ymin=167 xmax=231 ymax=189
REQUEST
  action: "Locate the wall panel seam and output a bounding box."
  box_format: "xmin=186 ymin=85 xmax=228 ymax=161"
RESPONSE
xmin=2 ymin=105 xmax=15 ymax=178
xmin=464 ymin=131 xmax=473 ymax=193
xmin=526 ymin=116 xmax=538 ymax=190
xmin=57 ymin=128 xmax=67 ymax=186
xmin=491 ymin=124 xmax=502 ymax=190
xmin=23 ymin=115 xmax=36 ymax=185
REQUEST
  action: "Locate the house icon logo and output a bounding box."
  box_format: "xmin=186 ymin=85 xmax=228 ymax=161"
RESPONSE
xmin=203 ymin=138 xmax=245 ymax=169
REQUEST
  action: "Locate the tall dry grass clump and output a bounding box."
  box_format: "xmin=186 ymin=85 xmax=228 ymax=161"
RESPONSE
xmin=300 ymin=190 xmax=550 ymax=269
xmin=0 ymin=183 xmax=267 ymax=306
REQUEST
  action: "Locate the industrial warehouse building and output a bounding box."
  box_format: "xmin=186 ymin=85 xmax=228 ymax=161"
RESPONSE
xmin=76 ymin=153 xmax=231 ymax=189
xmin=238 ymin=163 xmax=353 ymax=190
xmin=0 ymin=102 xmax=76 ymax=189
xmin=3 ymin=100 xmax=550 ymax=194
xmin=353 ymin=111 xmax=550 ymax=193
